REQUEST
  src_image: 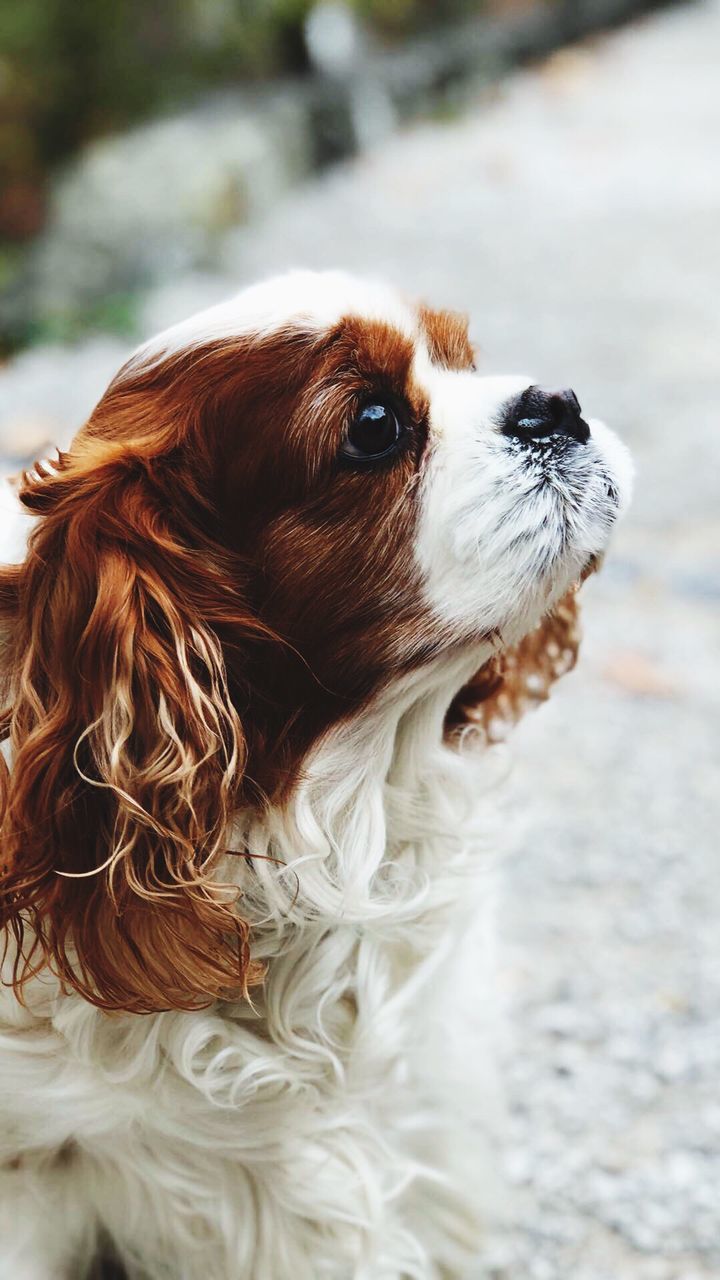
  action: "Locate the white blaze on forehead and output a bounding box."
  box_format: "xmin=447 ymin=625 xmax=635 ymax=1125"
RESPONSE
xmin=411 ymin=344 xmax=529 ymax=440
xmin=129 ymin=270 xmax=418 ymax=370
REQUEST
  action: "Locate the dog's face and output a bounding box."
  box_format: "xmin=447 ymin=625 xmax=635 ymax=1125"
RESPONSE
xmin=0 ymin=271 xmax=632 ymax=1012
xmin=128 ymin=270 xmax=631 ymax=712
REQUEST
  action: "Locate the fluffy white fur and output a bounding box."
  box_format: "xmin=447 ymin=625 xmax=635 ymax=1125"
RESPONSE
xmin=0 ymin=658 xmax=506 ymax=1280
xmin=0 ymin=272 xmax=632 ymax=1280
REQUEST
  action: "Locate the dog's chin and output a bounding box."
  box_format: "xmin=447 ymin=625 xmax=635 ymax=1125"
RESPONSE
xmin=493 ymin=499 xmax=619 ymax=651
xmin=522 ymin=417 xmax=631 ymax=570
xmin=586 ymin=417 xmax=634 ymax=505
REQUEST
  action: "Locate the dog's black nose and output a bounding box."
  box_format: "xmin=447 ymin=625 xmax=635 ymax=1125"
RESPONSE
xmin=503 ymin=386 xmax=590 ymax=445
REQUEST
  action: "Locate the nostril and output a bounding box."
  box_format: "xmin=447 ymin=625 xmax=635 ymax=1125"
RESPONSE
xmin=503 ymin=385 xmax=590 ymax=445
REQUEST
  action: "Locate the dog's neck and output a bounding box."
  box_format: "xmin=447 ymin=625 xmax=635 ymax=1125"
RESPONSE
xmin=227 ymin=645 xmax=500 ymax=939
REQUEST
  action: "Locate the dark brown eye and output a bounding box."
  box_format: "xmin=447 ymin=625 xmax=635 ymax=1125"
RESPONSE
xmin=341 ymin=402 xmax=402 ymax=464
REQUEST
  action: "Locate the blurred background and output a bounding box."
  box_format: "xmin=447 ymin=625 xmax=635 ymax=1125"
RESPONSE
xmin=1 ymin=1 xmax=718 ymax=1277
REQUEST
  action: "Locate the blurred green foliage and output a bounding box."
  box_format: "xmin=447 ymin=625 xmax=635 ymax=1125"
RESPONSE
xmin=0 ymin=0 xmax=492 ymax=242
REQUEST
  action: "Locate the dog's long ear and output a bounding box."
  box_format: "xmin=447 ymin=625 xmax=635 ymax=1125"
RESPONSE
xmin=445 ymin=589 xmax=581 ymax=744
xmin=0 ymin=429 xmax=265 ymax=1013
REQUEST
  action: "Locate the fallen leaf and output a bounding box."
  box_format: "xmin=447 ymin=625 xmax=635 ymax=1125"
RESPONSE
xmin=601 ymin=651 xmax=679 ymax=697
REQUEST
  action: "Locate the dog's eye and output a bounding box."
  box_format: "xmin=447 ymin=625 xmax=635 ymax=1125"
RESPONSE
xmin=341 ymin=402 xmax=402 ymax=464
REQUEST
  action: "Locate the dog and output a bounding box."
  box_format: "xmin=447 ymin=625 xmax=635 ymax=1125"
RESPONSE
xmin=0 ymin=271 xmax=632 ymax=1279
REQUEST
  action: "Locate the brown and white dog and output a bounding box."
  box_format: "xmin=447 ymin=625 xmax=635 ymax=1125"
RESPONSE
xmin=0 ymin=271 xmax=632 ymax=1279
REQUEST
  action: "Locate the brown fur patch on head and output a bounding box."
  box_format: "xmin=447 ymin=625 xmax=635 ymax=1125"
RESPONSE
xmin=445 ymin=589 xmax=582 ymax=743
xmin=218 ymin=315 xmax=444 ymax=784
xmin=0 ymin=313 xmax=449 ymax=1013
xmin=418 ymin=305 xmax=475 ymax=370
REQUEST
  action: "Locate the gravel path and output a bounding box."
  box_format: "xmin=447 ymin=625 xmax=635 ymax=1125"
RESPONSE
xmin=1 ymin=3 xmax=718 ymax=1277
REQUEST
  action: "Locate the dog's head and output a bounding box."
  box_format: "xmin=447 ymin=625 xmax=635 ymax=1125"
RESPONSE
xmin=0 ymin=271 xmax=632 ymax=1012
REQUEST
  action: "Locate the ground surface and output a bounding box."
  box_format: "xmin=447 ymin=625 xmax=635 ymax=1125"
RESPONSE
xmin=1 ymin=2 xmax=718 ymax=1277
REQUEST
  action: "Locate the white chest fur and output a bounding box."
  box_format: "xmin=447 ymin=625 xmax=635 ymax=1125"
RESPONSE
xmin=0 ymin=656 xmax=506 ymax=1280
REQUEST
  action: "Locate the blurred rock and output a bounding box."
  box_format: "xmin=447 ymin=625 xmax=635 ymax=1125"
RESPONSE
xmin=2 ymin=92 xmax=313 ymax=345
xmin=1 ymin=0 xmax=678 ymax=350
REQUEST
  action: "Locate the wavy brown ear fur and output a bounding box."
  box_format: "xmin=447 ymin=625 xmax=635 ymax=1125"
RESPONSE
xmin=445 ymin=589 xmax=582 ymax=744
xmin=0 ymin=436 xmax=265 ymax=1013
